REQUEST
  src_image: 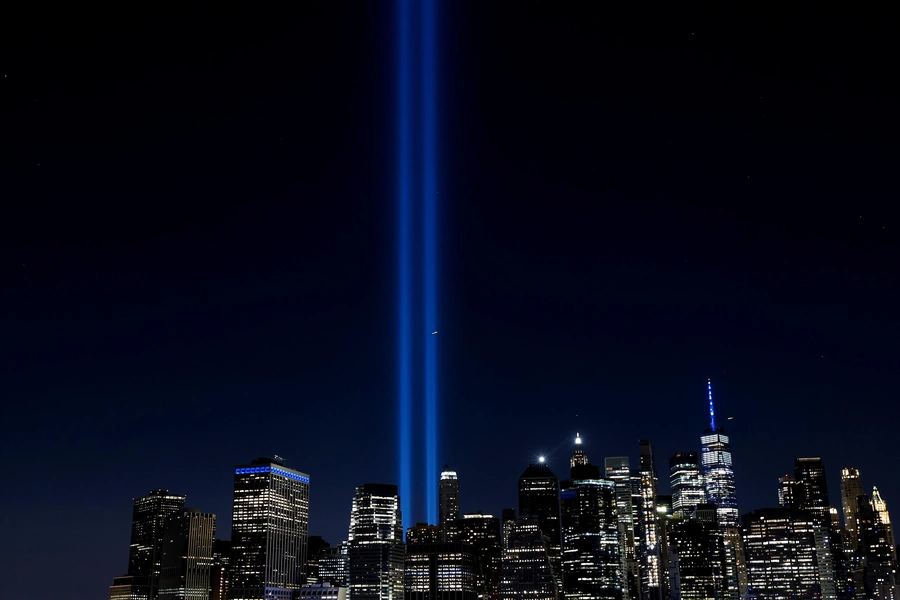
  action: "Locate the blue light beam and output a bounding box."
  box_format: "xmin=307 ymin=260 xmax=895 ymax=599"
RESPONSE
xmin=396 ymin=0 xmax=413 ymax=531
xmin=421 ymin=0 xmax=439 ymax=527
xmin=708 ymin=378 xmax=716 ymax=431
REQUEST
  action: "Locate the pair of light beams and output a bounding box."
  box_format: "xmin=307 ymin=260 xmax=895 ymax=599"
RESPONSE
xmin=397 ymin=0 xmax=438 ymax=529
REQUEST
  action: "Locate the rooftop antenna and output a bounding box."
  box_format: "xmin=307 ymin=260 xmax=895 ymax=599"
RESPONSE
xmin=707 ymin=378 xmax=717 ymax=431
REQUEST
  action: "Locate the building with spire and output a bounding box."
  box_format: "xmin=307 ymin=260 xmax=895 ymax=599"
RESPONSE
xmin=519 ymin=460 xmax=563 ymax=589
xmin=560 ymin=434 xmax=624 ymax=600
xmin=700 ymin=379 xmax=739 ymax=529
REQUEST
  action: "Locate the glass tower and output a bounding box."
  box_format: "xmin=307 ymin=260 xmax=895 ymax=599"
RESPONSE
xmin=347 ymin=483 xmax=405 ymax=600
xmin=439 ymin=468 xmax=460 ymax=542
xmin=519 ymin=461 xmax=563 ymax=589
xmin=700 ymin=380 xmax=739 ymax=529
xmin=669 ymin=453 xmax=706 ymax=519
xmin=158 ymin=509 xmax=217 ymax=600
xmin=499 ymin=517 xmax=559 ymax=600
xmin=128 ymin=489 xmax=188 ymax=599
xmin=794 ymin=457 xmax=830 ymax=525
xmin=840 ymin=467 xmax=863 ymax=550
xmin=230 ymin=457 xmax=310 ymax=600
xmin=637 ymin=440 xmax=660 ymax=600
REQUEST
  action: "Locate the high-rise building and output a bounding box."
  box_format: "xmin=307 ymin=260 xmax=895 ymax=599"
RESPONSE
xmin=110 ymin=576 xmax=151 ymax=600
xmin=458 ymin=513 xmax=502 ymax=600
xmin=666 ymin=519 xmax=723 ymax=600
xmin=405 ymin=542 xmax=480 ymax=600
xmin=304 ymin=537 xmax=331 ymax=585
xmin=318 ymin=544 xmax=348 ymax=588
xmin=440 ymin=468 xmax=460 ymax=542
xmin=872 ymin=487 xmax=897 ymax=563
xmin=408 ymin=523 xmax=442 ymax=544
xmin=701 ymin=380 xmax=739 ymax=529
xmin=841 ymin=468 xmax=863 ymax=550
xmin=519 ymin=460 xmax=562 ymax=588
xmin=158 ymin=509 xmax=216 ymax=600
xmin=777 ymin=475 xmax=800 ymax=508
xmin=499 ymin=517 xmax=558 ymax=600
xmin=127 ymin=489 xmax=188 ymax=600
xmin=637 ymin=440 xmax=661 ymax=600
xmin=742 ymin=508 xmax=821 ymax=600
xmin=669 ymin=453 xmax=706 ymax=519
xmin=347 ymin=484 xmax=404 ymax=600
xmin=794 ymin=458 xmax=830 ymax=525
xmin=210 ymin=540 xmax=230 ymax=600
xmin=560 ymin=436 xmax=623 ymax=600
xmin=605 ymin=457 xmax=638 ymax=600
xmin=857 ymin=494 xmax=899 ymax=599
xmin=230 ymin=457 xmax=310 ymax=600
xmin=501 ymin=509 xmax=517 ymax=551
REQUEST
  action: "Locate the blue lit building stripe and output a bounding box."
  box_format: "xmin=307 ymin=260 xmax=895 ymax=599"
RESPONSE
xmin=234 ymin=466 xmax=310 ymax=483
xmin=421 ymin=0 xmax=439 ymax=527
xmin=396 ymin=0 xmax=413 ymax=532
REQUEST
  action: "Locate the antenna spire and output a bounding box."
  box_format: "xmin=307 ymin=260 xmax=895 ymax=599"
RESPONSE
xmin=708 ymin=378 xmax=717 ymax=430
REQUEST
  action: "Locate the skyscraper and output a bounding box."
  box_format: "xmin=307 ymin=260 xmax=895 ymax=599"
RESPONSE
xmin=605 ymin=457 xmax=638 ymax=600
xmin=742 ymin=508 xmax=821 ymax=600
xmin=347 ymin=484 xmax=405 ymax=600
xmin=405 ymin=542 xmax=480 ymax=600
xmin=499 ymin=517 xmax=558 ymax=600
xmin=794 ymin=457 xmax=830 ymax=525
xmin=519 ymin=461 xmax=562 ymax=588
xmin=128 ymin=489 xmax=188 ymax=599
xmin=669 ymin=453 xmax=706 ymax=519
xmin=318 ymin=544 xmax=349 ymax=588
xmin=777 ymin=475 xmax=800 ymax=509
xmin=841 ymin=468 xmax=863 ymax=550
xmin=856 ymin=494 xmax=898 ymax=599
xmin=872 ymin=487 xmax=897 ymax=563
xmin=666 ymin=519 xmax=723 ymax=600
xmin=158 ymin=509 xmax=216 ymax=600
xmin=439 ymin=468 xmax=460 ymax=542
xmin=637 ymin=440 xmax=661 ymax=600
xmin=560 ymin=436 xmax=623 ymax=600
xmin=458 ymin=513 xmax=503 ymax=600
xmin=230 ymin=457 xmax=310 ymax=600
xmin=700 ymin=380 xmax=739 ymax=529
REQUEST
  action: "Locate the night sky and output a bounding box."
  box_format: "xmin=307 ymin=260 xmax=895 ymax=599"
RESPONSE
xmin=2 ymin=4 xmax=898 ymax=599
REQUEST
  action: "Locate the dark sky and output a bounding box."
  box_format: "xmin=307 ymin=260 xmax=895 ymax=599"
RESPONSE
xmin=2 ymin=3 xmax=898 ymax=599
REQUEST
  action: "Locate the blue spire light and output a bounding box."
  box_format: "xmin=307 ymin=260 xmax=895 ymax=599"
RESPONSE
xmin=708 ymin=378 xmax=716 ymax=430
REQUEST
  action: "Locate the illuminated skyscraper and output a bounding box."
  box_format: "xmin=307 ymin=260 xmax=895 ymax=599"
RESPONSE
xmin=318 ymin=544 xmax=349 ymax=588
xmin=501 ymin=509 xmax=517 ymax=551
xmin=440 ymin=468 xmax=460 ymax=542
xmin=841 ymin=468 xmax=863 ymax=550
xmin=700 ymin=380 xmax=738 ymax=529
xmin=405 ymin=542 xmax=480 ymax=600
xmin=669 ymin=453 xmax=706 ymax=519
xmin=158 ymin=509 xmax=216 ymax=600
xmin=777 ymin=475 xmax=800 ymax=508
xmin=666 ymin=519 xmax=723 ymax=600
xmin=794 ymin=457 xmax=831 ymax=525
xmin=127 ymin=489 xmax=188 ymax=599
xmin=856 ymin=494 xmax=899 ymax=599
xmin=560 ymin=436 xmax=623 ymax=600
xmin=499 ymin=517 xmax=559 ymax=600
xmin=872 ymin=487 xmax=897 ymax=563
xmin=347 ymin=484 xmax=404 ymax=600
xmin=742 ymin=508 xmax=820 ymax=600
xmin=519 ymin=461 xmax=562 ymax=587
xmin=458 ymin=513 xmax=503 ymax=600
xmin=605 ymin=457 xmax=638 ymax=600
xmin=230 ymin=457 xmax=310 ymax=600
xmin=637 ymin=440 xmax=661 ymax=600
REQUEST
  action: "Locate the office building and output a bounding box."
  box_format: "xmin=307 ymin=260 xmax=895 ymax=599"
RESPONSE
xmin=605 ymin=457 xmax=638 ymax=600
xmin=666 ymin=519 xmax=723 ymax=600
xmin=519 ymin=460 xmax=562 ymax=587
xmin=230 ymin=457 xmax=310 ymax=600
xmin=318 ymin=544 xmax=349 ymax=588
xmin=670 ymin=453 xmax=706 ymax=519
xmin=560 ymin=436 xmax=623 ymax=600
xmin=637 ymin=440 xmax=661 ymax=600
xmin=405 ymin=542 xmax=480 ymax=600
xmin=458 ymin=513 xmax=503 ymax=600
xmin=858 ymin=493 xmax=900 ymax=599
xmin=841 ymin=468 xmax=864 ymax=550
xmin=110 ymin=576 xmax=151 ymax=600
xmin=742 ymin=508 xmax=820 ymax=600
xmin=440 ymin=468 xmax=461 ymax=542
xmin=794 ymin=458 xmax=831 ymax=525
xmin=210 ymin=539 xmax=231 ymax=600
xmin=305 ymin=537 xmax=331 ymax=585
xmin=499 ymin=517 xmax=558 ymax=600
xmin=501 ymin=509 xmax=517 ymax=551
xmin=158 ymin=509 xmax=216 ymax=600
xmin=408 ymin=523 xmax=442 ymax=544
xmin=124 ymin=489 xmax=188 ymax=600
xmin=347 ymin=484 xmax=404 ymax=600
xmin=701 ymin=380 xmax=739 ymax=529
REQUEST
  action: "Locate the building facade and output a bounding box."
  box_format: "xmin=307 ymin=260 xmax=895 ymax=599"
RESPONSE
xmin=405 ymin=543 xmax=480 ymax=600
xmin=159 ymin=509 xmax=217 ymax=600
xmin=440 ymin=468 xmax=461 ymax=542
xmin=669 ymin=453 xmax=707 ymax=520
xmin=347 ymin=484 xmax=404 ymax=600
xmin=499 ymin=517 xmax=558 ymax=600
xmin=125 ymin=489 xmax=188 ymax=600
xmin=230 ymin=457 xmax=310 ymax=600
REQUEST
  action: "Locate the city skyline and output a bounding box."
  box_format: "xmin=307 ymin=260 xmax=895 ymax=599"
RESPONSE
xmin=3 ymin=3 xmax=897 ymax=600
